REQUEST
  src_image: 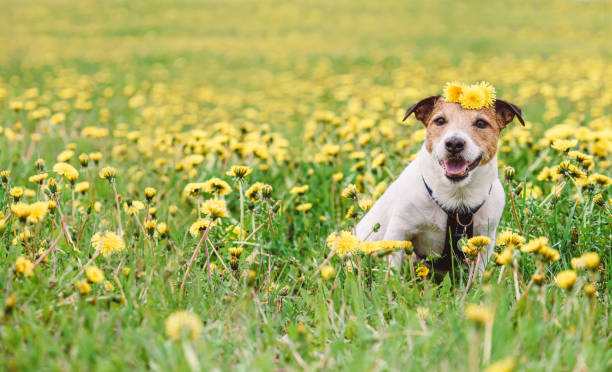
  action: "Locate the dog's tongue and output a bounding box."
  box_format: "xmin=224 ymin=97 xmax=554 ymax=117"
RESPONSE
xmin=442 ymin=158 xmax=469 ymax=176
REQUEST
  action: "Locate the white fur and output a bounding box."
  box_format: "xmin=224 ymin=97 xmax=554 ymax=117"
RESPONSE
xmin=356 ymin=145 xmax=505 ymax=274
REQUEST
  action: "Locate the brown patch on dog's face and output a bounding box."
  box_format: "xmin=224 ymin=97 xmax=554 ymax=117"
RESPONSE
xmin=422 ymin=101 xmax=506 ymax=164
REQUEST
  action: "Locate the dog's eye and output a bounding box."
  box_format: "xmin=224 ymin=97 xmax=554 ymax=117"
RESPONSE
xmin=434 ymin=117 xmax=446 ymax=126
xmin=475 ymin=119 xmax=489 ymax=129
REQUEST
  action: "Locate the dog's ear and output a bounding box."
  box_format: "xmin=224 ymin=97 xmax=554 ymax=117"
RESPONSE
xmin=402 ymin=95 xmax=441 ymax=125
xmin=495 ymin=99 xmax=525 ymax=127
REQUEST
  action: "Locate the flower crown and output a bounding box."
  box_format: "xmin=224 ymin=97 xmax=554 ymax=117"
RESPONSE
xmin=443 ymin=81 xmax=496 ymax=110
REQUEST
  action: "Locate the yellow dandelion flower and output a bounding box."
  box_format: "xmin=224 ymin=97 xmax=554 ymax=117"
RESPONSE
xmin=123 ymin=200 xmax=145 ymax=215
xmin=371 ymin=153 xmax=386 ymax=168
xmin=245 ymin=182 xmax=264 ymax=202
xmin=326 ymin=231 xmax=359 ymax=258
xmin=203 ymin=177 xmax=232 ymax=196
xmin=465 ymin=304 xmax=494 ymax=325
xmin=357 ymin=195 xmax=374 ymax=211
xmin=15 ymin=256 xmax=33 ymax=277
xmin=478 ymin=81 xmax=496 ymax=108
xmin=416 ymin=265 xmax=429 ymax=277
xmin=89 ymin=152 xmax=103 ymax=164
xmin=78 ymin=153 xmax=89 ymax=167
xmin=189 ymin=218 xmax=216 ymax=237
xmin=443 ymin=81 xmax=464 ymax=103
xmin=56 ymin=150 xmax=74 ymax=162
xmin=75 ymin=280 xmax=91 ymax=295
xmin=495 ymin=249 xmax=513 ymax=265
xmin=496 ymin=230 xmax=525 ymax=249
xmin=104 ymin=280 xmax=115 ymax=292
xmin=571 ymin=257 xmax=585 ymax=270
xmin=86 ymin=265 xmax=104 ymax=284
xmin=201 ymin=199 xmax=229 ymax=218
xmin=226 ymin=165 xmax=252 ymax=179
xmin=165 ymin=311 xmax=203 ymax=341
xmin=99 ymin=166 xmax=117 ymax=181
xmin=290 ymin=185 xmax=309 ymax=195
xmin=74 ymin=181 xmax=90 ymax=194
xmin=551 ymin=139 xmax=577 ymax=152
xmin=28 ymin=173 xmax=48 ymax=184
xmin=467 ymin=236 xmax=491 ymax=247
xmin=555 ymin=270 xmax=577 ymax=289
xmin=144 ymin=187 xmax=157 ymax=201
xmin=341 ymin=184 xmax=358 ymax=199
xmin=521 ymin=237 xmax=548 ymax=254
xmin=539 ymin=246 xmax=560 ymax=262
xmin=589 ymin=173 xmax=612 ymax=187
xmin=553 ymin=160 xmax=586 ymax=180
xmin=10 ymin=186 xmax=24 ymax=200
xmin=53 ymin=162 xmax=79 ymax=183
xmin=536 ymin=167 xmax=553 ymax=182
xmin=583 ymin=283 xmax=596 ymax=297
xmin=332 ymin=172 xmax=344 ymax=182
xmin=296 ymin=203 xmax=312 ymax=212
xmin=581 ymin=252 xmax=600 ymax=270
xmin=484 ymin=357 xmax=515 ymax=372
xmin=11 ymin=202 xmax=31 ymax=221
xmin=90 ymin=231 xmax=126 ymax=257
xmin=321 ymin=265 xmax=335 ymax=281
xmin=228 ymin=246 xmax=243 ymax=258
xmin=27 ymin=201 xmax=48 ymax=224
xmin=568 ymin=151 xmax=593 ymax=170
xmin=459 ymin=85 xmax=486 ymax=110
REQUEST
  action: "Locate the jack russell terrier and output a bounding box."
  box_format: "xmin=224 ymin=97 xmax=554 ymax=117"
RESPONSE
xmin=356 ymin=87 xmax=524 ymax=275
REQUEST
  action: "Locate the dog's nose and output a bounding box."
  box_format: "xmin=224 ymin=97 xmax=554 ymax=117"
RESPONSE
xmin=445 ymin=137 xmax=465 ymax=154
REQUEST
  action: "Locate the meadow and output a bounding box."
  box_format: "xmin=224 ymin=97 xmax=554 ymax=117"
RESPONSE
xmin=0 ymin=0 xmax=611 ymax=371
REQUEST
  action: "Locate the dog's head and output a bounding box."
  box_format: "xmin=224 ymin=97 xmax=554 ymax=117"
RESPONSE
xmin=403 ymin=96 xmax=524 ymax=183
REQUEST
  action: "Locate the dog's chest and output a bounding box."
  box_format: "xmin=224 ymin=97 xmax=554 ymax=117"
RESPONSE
xmin=412 ymin=214 xmax=493 ymax=258
xmin=413 ymin=217 xmax=447 ymax=257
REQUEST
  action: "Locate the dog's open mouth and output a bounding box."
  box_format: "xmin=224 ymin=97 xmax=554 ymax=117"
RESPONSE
xmin=440 ymin=154 xmax=482 ymax=181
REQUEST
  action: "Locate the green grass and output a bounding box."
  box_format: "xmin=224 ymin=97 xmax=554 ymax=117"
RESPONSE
xmin=0 ymin=0 xmax=611 ymax=371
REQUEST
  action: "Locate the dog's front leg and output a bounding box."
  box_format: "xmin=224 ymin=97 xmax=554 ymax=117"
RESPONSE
xmin=383 ymin=222 xmax=413 ymax=272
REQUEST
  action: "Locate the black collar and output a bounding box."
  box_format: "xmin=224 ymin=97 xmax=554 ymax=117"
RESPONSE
xmin=422 ymin=176 xmax=492 ymax=215
xmin=421 ymin=176 xmax=493 ymax=272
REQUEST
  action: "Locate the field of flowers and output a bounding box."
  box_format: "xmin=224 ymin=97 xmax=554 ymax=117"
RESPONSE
xmin=1 ymin=0 xmax=611 ymax=371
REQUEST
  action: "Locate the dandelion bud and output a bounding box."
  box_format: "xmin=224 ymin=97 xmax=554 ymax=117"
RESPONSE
xmin=47 ymin=178 xmax=58 ymax=194
xmin=144 ymin=187 xmax=156 ymax=201
xmin=90 ymin=152 xmax=102 ymax=165
xmin=78 ymin=153 xmax=89 ymax=167
xmin=583 ymin=283 xmax=596 ymax=297
xmin=321 ymin=265 xmax=335 ymax=281
xmin=532 ymin=273 xmax=546 ymax=285
xmin=341 ymin=184 xmax=358 ymax=200
xmin=0 ymin=170 xmax=10 ymax=184
xmin=503 ymin=166 xmax=515 ymax=181
xmin=226 ymin=165 xmax=252 ymax=180
xmin=99 ymin=166 xmax=117 ymax=182
xmin=555 ymin=270 xmax=577 ymax=289
xmin=157 ymin=222 xmax=169 ymax=239
xmin=144 ymin=220 xmax=156 ymax=236
xmin=10 ymin=187 xmax=24 ymax=201
xmin=35 ymin=158 xmax=45 ymax=171
xmin=261 ymin=184 xmax=272 ymax=200
xmin=230 ymin=256 xmax=239 ymax=271
xmin=593 ymin=194 xmax=605 ymax=207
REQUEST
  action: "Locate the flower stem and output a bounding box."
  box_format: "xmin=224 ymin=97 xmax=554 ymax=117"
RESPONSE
xmin=111 ymin=182 xmax=123 ymax=237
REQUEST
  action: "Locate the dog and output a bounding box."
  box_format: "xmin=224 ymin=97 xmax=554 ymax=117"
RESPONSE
xmin=356 ymin=95 xmax=524 ymax=275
